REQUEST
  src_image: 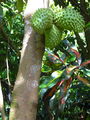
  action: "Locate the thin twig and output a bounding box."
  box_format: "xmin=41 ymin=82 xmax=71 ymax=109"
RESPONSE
xmin=6 ymin=58 xmax=11 ymax=86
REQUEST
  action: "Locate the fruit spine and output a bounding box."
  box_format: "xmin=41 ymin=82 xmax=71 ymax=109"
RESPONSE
xmin=30 ymin=8 xmax=53 ymax=34
xmin=30 ymin=7 xmax=85 ymax=49
xmin=54 ymin=7 xmax=85 ymax=32
xmin=45 ymin=25 xmax=62 ymax=49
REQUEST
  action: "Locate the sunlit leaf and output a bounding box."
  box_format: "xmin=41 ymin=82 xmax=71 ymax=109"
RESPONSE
xmin=82 ymin=68 xmax=90 ymax=77
xmin=66 ymin=65 xmax=77 ymax=74
xmin=51 ymin=70 xmax=64 ymax=78
xmin=16 ymin=0 xmax=24 ymax=12
xmin=70 ymin=48 xmax=81 ymax=59
xmin=43 ymin=80 xmax=65 ymax=101
xmin=40 ymin=76 xmax=53 ymax=88
xmin=47 ymin=53 xmax=64 ymax=64
xmin=41 ymin=64 xmax=52 ymax=73
xmin=67 ymin=55 xmax=76 ymax=62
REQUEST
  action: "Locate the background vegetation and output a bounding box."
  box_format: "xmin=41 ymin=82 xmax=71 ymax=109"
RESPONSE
xmin=0 ymin=0 xmax=90 ymax=120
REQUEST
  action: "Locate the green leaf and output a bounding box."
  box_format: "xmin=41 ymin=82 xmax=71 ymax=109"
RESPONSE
xmin=40 ymin=76 xmax=53 ymax=88
xmin=85 ymin=22 xmax=90 ymax=29
xmin=82 ymin=69 xmax=90 ymax=77
xmin=16 ymin=0 xmax=24 ymax=12
xmin=41 ymin=65 xmax=52 ymax=73
xmin=51 ymin=70 xmax=64 ymax=78
xmin=67 ymin=55 xmax=76 ymax=62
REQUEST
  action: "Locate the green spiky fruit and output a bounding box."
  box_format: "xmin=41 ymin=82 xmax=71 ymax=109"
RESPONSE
xmin=50 ymin=4 xmax=61 ymax=21
xmin=45 ymin=25 xmax=62 ymax=49
xmin=30 ymin=8 xmax=53 ymax=34
xmin=54 ymin=7 xmax=85 ymax=32
xmin=50 ymin=4 xmax=61 ymax=14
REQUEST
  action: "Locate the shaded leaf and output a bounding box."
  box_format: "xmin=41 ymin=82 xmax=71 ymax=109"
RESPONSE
xmin=85 ymin=22 xmax=90 ymax=29
xmin=47 ymin=53 xmax=64 ymax=64
xmin=63 ymin=77 xmax=72 ymax=92
xmin=43 ymin=80 xmax=65 ymax=101
xmin=77 ymin=75 xmax=90 ymax=87
xmin=70 ymin=48 xmax=82 ymax=65
xmin=80 ymin=60 xmax=90 ymax=67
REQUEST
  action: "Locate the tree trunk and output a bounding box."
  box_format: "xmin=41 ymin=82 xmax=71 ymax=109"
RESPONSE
xmin=0 ymin=81 xmax=6 ymax=120
xmin=85 ymin=28 xmax=90 ymax=58
xmin=9 ymin=0 xmax=49 ymax=119
xmin=85 ymin=28 xmax=90 ymax=68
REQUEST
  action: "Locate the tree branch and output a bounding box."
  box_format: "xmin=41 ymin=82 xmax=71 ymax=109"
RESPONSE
xmin=68 ymin=0 xmax=90 ymax=22
xmin=68 ymin=0 xmax=80 ymax=8
xmin=0 ymin=81 xmax=6 ymax=120
xmin=85 ymin=28 xmax=90 ymax=58
xmin=80 ymin=0 xmax=90 ymax=22
xmin=58 ymin=0 xmax=66 ymax=8
xmin=75 ymin=32 xmax=87 ymax=59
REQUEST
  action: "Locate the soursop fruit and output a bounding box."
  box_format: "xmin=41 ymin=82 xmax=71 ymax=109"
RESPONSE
xmin=45 ymin=24 xmax=62 ymax=49
xmin=54 ymin=7 xmax=85 ymax=32
xmin=30 ymin=8 xmax=54 ymax=34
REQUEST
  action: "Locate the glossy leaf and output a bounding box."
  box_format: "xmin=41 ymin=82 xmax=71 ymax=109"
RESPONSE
xmin=43 ymin=80 xmax=65 ymax=101
xmin=70 ymin=48 xmax=81 ymax=59
xmin=41 ymin=64 xmax=52 ymax=73
xmin=82 ymin=68 xmax=90 ymax=77
xmin=47 ymin=53 xmax=64 ymax=64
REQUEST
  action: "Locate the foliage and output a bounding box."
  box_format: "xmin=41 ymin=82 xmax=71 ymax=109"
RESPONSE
xmin=37 ymin=40 xmax=90 ymax=120
xmin=0 ymin=0 xmax=24 ymax=82
xmin=0 ymin=0 xmax=90 ymax=120
xmin=0 ymin=0 xmax=24 ymax=119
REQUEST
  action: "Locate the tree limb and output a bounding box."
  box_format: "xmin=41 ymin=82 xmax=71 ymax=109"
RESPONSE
xmin=68 ymin=0 xmax=80 ymax=8
xmin=75 ymin=32 xmax=87 ymax=59
xmin=0 ymin=81 xmax=6 ymax=120
xmin=58 ymin=0 xmax=66 ymax=8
